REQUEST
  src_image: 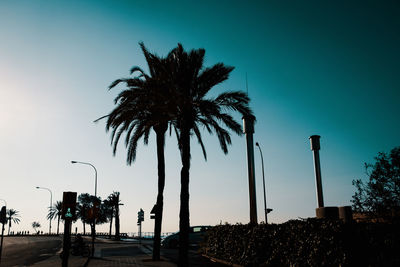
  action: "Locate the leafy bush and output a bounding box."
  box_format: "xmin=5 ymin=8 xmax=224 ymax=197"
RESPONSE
xmin=202 ymin=219 xmax=400 ymax=267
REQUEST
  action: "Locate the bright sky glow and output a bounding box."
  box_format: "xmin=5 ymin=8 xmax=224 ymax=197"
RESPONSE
xmin=0 ymin=0 xmax=399 ymax=234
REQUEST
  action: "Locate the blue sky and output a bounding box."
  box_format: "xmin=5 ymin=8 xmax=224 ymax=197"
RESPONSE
xmin=0 ymin=0 xmax=399 ymax=234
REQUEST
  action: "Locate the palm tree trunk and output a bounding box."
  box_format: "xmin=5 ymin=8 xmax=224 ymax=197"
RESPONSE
xmin=83 ymin=222 xmax=86 ymax=235
xmin=57 ymin=215 xmax=60 ymax=235
xmin=109 ymin=207 xmax=114 ymax=238
xmin=115 ymin=194 xmax=120 ymax=240
xmin=8 ymin=219 xmax=11 ymax=235
xmin=178 ymin=125 xmax=191 ymax=267
xmin=153 ymin=128 xmax=167 ymax=261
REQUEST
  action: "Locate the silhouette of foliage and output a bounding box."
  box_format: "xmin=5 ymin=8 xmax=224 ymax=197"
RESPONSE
xmin=104 ymin=191 xmax=122 ymax=240
xmin=352 ymin=146 xmax=400 ymax=220
xmin=32 ymin=221 xmax=41 ymax=233
xmin=77 ymin=193 xmax=107 ymax=236
xmin=47 ymin=201 xmax=62 ymax=234
xmin=6 ymin=209 xmax=21 ymax=235
xmin=203 ymin=219 xmax=400 ymax=267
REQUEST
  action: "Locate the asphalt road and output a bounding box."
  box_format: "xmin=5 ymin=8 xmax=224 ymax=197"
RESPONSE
xmin=1 ymin=236 xmax=62 ymax=266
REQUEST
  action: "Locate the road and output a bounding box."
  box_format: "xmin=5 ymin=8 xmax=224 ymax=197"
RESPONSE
xmin=0 ymin=236 xmax=225 ymax=266
xmin=1 ymin=236 xmax=62 ymax=266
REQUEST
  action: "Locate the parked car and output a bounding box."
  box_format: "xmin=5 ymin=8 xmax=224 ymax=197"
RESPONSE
xmin=161 ymin=226 xmax=212 ymax=248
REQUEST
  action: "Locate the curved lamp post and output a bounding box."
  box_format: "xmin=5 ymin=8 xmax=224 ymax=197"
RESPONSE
xmin=71 ymin=161 xmax=97 ymax=197
xmin=36 ymin=187 xmax=53 ymax=234
xmin=255 ymin=142 xmax=269 ymax=224
xmin=71 ymin=160 xmax=97 ymax=257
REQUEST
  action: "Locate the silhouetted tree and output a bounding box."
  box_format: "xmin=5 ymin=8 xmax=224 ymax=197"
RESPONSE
xmin=97 ymin=42 xmax=178 ymax=260
xmin=77 ymin=194 xmax=91 ymax=234
xmin=168 ymin=44 xmax=253 ymax=266
xmin=32 ymin=221 xmax=41 ymax=234
xmin=77 ymin=193 xmax=106 ymax=236
xmin=103 ymin=198 xmax=114 ymax=238
xmin=47 ymin=201 xmax=62 ymax=235
xmin=6 ymin=209 xmax=21 ymax=235
xmin=352 ymin=146 xmax=400 ymax=220
xmin=105 ymin=191 xmax=122 ymax=240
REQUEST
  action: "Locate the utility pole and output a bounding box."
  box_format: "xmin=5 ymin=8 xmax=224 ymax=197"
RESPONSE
xmin=0 ymin=206 xmax=7 ymax=264
xmin=243 ymin=115 xmax=257 ymax=224
xmin=309 ymin=135 xmax=324 ymax=208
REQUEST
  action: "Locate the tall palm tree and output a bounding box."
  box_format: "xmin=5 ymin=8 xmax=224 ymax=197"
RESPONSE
xmin=96 ymin=42 xmax=177 ymax=260
xmin=168 ymin=44 xmax=253 ymax=266
xmin=102 ymin=199 xmax=114 ymax=238
xmin=77 ymin=193 xmax=92 ymax=235
xmin=109 ymin=192 xmax=122 ymax=240
xmin=6 ymin=209 xmax=21 ymax=235
xmin=47 ymin=201 xmax=62 ymax=235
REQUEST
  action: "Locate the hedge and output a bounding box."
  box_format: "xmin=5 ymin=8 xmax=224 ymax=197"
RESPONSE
xmin=201 ymin=218 xmax=400 ymax=267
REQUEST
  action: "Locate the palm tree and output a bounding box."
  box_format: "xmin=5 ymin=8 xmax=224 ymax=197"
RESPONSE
xmin=47 ymin=201 xmax=62 ymax=235
xmin=77 ymin=193 xmax=92 ymax=235
xmin=32 ymin=221 xmax=41 ymax=234
xmin=77 ymin=193 xmax=104 ymax=236
xmin=97 ymin=42 xmax=177 ymax=260
xmin=102 ymin=199 xmax=114 ymax=238
xmin=6 ymin=209 xmax=21 ymax=235
xmin=106 ymin=192 xmax=122 ymax=240
xmin=168 ymin=44 xmax=253 ymax=266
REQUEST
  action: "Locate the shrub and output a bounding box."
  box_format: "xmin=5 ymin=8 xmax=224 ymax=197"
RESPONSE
xmin=202 ymin=219 xmax=400 ymax=267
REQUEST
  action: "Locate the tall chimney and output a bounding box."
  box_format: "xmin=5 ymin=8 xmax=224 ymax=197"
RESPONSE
xmin=309 ymin=135 xmax=324 ymax=208
xmin=243 ymin=115 xmax=257 ymax=224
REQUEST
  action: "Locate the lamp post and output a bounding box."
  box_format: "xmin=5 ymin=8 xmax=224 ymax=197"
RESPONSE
xmin=255 ymin=142 xmax=269 ymax=224
xmin=36 ymin=187 xmax=53 ymax=234
xmin=243 ymin=115 xmax=257 ymax=224
xmin=0 ymin=199 xmax=5 ymax=264
xmin=71 ymin=161 xmax=97 ymax=197
xmin=71 ymin=160 xmax=97 ymax=257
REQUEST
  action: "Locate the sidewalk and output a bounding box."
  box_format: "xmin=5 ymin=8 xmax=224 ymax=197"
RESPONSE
xmin=33 ymin=242 xmax=177 ymax=267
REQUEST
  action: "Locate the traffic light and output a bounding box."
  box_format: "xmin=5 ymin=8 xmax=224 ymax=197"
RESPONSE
xmin=62 ymin=192 xmax=77 ymax=220
xmin=137 ymin=208 xmax=144 ymax=223
xmin=0 ymin=206 xmax=6 ymax=224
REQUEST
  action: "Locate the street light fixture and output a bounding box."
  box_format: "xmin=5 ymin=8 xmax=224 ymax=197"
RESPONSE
xmin=36 ymin=187 xmax=53 ymax=234
xmin=255 ymin=142 xmax=271 ymax=224
xmin=71 ymin=160 xmax=97 ymax=257
xmin=71 ymin=161 xmax=97 ymax=197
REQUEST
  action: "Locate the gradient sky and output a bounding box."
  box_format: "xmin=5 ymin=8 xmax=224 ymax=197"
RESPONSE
xmin=1 ymin=0 xmax=399 ymax=234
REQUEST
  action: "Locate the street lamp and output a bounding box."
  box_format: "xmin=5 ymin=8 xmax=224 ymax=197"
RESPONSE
xmin=255 ymin=142 xmax=270 ymax=224
xmin=36 ymin=187 xmax=53 ymax=234
xmin=71 ymin=160 xmax=97 ymax=257
xmin=71 ymin=161 xmax=97 ymax=197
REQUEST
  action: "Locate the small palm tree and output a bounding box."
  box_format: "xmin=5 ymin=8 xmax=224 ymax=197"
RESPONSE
xmin=47 ymin=201 xmax=62 ymax=235
xmin=7 ymin=209 xmax=21 ymax=235
xmin=32 ymin=221 xmax=41 ymax=234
